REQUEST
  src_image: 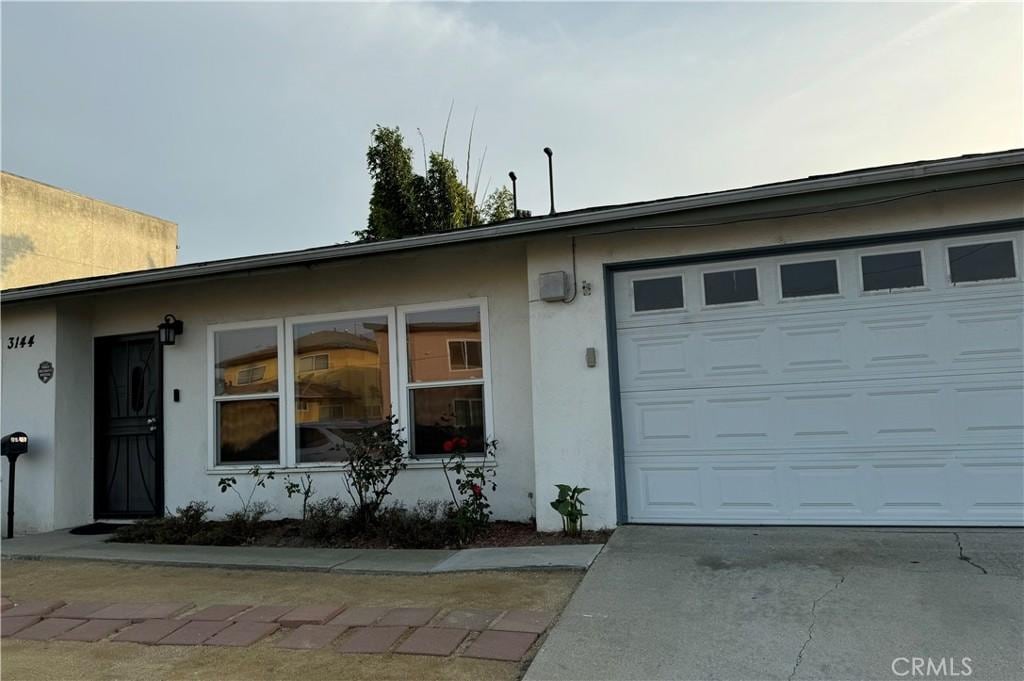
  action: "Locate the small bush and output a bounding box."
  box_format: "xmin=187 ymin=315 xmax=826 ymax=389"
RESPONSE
xmin=302 ymin=497 xmax=352 ymax=544
xmin=374 ymin=500 xmax=460 ymax=549
xmin=110 ymin=500 xmax=214 ymax=545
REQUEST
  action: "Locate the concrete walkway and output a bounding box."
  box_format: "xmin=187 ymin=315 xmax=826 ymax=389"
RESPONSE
xmin=526 ymin=526 xmax=1024 ymax=681
xmin=0 ymin=529 xmax=602 ymax=574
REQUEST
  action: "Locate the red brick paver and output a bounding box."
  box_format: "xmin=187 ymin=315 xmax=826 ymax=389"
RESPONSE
xmin=234 ymin=605 xmax=293 ymax=622
xmin=337 ymin=626 xmax=408 ymax=654
xmin=396 ymin=627 xmax=468 ymax=656
xmin=158 ymin=620 xmax=232 ymax=645
xmin=11 ymin=618 xmax=87 ymax=641
xmin=275 ymin=624 xmax=347 ymax=650
xmin=1 ymin=616 xmax=40 ymax=638
xmin=48 ymin=602 xmax=114 ymax=619
xmin=55 ymin=619 xmax=131 ymax=642
xmin=327 ymin=607 xmax=389 ymax=626
xmin=489 ymin=610 xmax=554 ymax=634
xmin=436 ymin=609 xmax=503 ymax=630
xmin=89 ymin=602 xmax=191 ymax=621
xmin=278 ymin=605 xmax=346 ymax=627
xmin=185 ymin=605 xmax=253 ymax=621
xmin=463 ymin=630 xmax=538 ymax=661
xmin=112 ymin=619 xmax=188 ymax=644
xmin=377 ymin=607 xmax=438 ymax=627
xmin=2 ymin=600 xmax=65 ymax=618
xmin=204 ymin=621 xmax=279 ymax=647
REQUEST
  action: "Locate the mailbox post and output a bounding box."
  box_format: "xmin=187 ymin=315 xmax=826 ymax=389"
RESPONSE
xmin=1 ymin=432 xmax=29 ymax=539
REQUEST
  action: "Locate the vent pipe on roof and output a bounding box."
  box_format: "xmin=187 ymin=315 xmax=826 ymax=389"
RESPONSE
xmin=543 ymin=147 xmax=555 ymax=215
xmin=508 ymin=171 xmax=518 ymax=217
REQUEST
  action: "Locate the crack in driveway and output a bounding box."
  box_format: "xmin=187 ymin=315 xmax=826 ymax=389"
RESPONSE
xmin=787 ymin=572 xmax=848 ymax=681
xmin=953 ymin=532 xmax=988 ymax=575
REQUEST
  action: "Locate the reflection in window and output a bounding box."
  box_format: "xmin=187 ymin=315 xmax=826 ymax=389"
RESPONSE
xmin=410 ymin=385 xmax=485 ymax=456
xmin=633 ymin=276 xmax=684 ymax=312
xmin=292 ymin=315 xmax=390 ymax=463
xmin=948 ymin=241 xmax=1017 ymax=283
xmin=781 ymin=260 xmax=840 ymax=298
xmin=217 ymin=399 xmax=280 ymax=464
xmin=405 ymin=305 xmax=486 ymax=457
xmin=704 ymin=268 xmax=759 ymax=305
xmin=213 ymin=326 xmax=281 ymax=465
xmin=862 ymin=251 xmax=923 ymax=291
xmin=448 ymin=340 xmax=482 ymax=371
xmin=406 ymin=307 xmax=482 ymax=383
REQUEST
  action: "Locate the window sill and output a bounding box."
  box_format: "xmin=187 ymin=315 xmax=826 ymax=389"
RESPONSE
xmin=206 ymin=457 xmax=494 ymax=475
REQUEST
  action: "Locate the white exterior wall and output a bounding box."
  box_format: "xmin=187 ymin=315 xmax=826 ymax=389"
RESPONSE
xmin=528 ymin=182 xmax=1024 ymax=530
xmin=0 ymin=303 xmax=58 ymax=533
xmin=79 ymin=240 xmax=536 ymax=524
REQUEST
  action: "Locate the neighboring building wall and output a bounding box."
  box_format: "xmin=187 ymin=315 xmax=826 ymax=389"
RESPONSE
xmin=75 ymin=239 xmax=534 ymax=526
xmin=1 ymin=172 xmax=177 ymax=289
xmin=527 ymin=181 xmax=1024 ymax=531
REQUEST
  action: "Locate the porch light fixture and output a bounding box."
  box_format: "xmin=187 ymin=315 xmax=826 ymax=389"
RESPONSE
xmin=158 ymin=314 xmax=184 ymax=346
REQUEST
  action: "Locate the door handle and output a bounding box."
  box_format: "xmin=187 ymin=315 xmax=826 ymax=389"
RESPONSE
xmin=147 ymin=416 xmax=158 ymax=432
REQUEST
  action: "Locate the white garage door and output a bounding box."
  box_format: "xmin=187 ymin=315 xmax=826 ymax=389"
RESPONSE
xmin=613 ymin=232 xmax=1024 ymax=525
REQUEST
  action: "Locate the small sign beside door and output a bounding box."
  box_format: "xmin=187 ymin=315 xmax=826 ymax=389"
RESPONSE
xmin=37 ymin=361 xmax=54 ymax=384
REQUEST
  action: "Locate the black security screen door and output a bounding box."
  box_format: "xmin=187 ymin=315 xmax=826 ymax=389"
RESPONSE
xmin=94 ymin=333 xmax=163 ymax=518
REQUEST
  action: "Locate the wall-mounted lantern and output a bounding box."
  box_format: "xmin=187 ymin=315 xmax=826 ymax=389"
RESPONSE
xmin=158 ymin=314 xmax=184 ymax=346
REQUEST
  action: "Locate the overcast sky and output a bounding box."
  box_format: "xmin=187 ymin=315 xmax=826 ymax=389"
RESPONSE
xmin=3 ymin=2 xmax=1021 ymax=264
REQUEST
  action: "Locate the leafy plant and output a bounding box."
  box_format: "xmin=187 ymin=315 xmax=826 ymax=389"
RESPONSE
xmin=441 ymin=436 xmax=498 ymax=544
xmin=110 ymin=500 xmax=214 ymax=545
xmin=550 ymin=485 xmax=589 ymax=536
xmin=284 ymin=472 xmax=316 ymax=521
xmin=375 ymin=500 xmax=460 ymax=549
xmin=301 ymin=497 xmax=352 ymax=543
xmin=218 ymin=465 xmax=276 ymax=519
xmin=342 ymin=415 xmax=408 ymax=528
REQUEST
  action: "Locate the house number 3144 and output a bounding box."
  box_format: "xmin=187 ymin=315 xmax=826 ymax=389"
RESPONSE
xmin=6 ymin=335 xmax=35 ymax=349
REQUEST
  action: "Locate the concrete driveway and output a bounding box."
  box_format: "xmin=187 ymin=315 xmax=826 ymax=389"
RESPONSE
xmin=526 ymin=526 xmax=1023 ymax=681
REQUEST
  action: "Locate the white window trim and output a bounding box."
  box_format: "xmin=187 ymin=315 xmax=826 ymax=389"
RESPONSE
xmin=943 ymin=235 xmax=1021 ymax=287
xmin=630 ymin=274 xmax=687 ymax=314
xmin=207 ymin=318 xmax=287 ymax=470
xmin=283 ymin=307 xmax=398 ymax=468
xmin=701 ymin=265 xmax=762 ymax=309
xmin=397 ymin=298 xmax=494 ymax=460
xmin=858 ymin=247 xmax=928 ymax=295
xmin=776 ymin=257 xmax=843 ymax=302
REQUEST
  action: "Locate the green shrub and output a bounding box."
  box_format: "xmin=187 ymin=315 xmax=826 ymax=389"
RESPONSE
xmin=301 ymin=497 xmax=352 ymax=544
xmin=110 ymin=500 xmax=214 ymax=545
xmin=374 ymin=500 xmax=460 ymax=549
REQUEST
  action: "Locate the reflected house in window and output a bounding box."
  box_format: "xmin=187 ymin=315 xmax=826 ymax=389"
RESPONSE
xmin=215 ymin=337 xmax=281 ymax=464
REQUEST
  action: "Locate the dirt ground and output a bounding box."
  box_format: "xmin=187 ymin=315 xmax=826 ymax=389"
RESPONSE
xmin=1 ymin=559 xmax=582 ymax=681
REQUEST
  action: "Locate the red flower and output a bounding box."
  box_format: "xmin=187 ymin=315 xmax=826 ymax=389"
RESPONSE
xmin=443 ymin=439 xmax=455 ymax=453
xmin=471 ymin=484 xmax=483 ymax=498
xmin=458 ymin=437 xmax=469 ymax=449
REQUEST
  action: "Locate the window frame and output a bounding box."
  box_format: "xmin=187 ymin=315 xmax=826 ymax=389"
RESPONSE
xmin=207 ymin=319 xmax=287 ymax=469
xmin=944 ymin=236 xmax=1020 ymax=287
xmin=283 ymin=307 xmax=398 ymax=469
xmin=397 ymin=298 xmax=494 ymax=460
xmin=630 ymin=274 xmax=687 ymax=314
xmin=858 ymin=247 xmax=928 ymax=295
xmin=700 ymin=265 xmax=762 ymax=308
xmin=776 ymin=257 xmax=843 ymax=302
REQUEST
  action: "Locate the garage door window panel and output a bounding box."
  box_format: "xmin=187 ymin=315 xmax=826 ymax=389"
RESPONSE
xmin=861 ymin=250 xmax=925 ymax=292
xmin=703 ymin=267 xmax=759 ymax=306
xmin=947 ymin=241 xmax=1018 ymax=284
xmin=780 ymin=260 xmax=840 ymax=299
xmin=633 ymin=276 xmax=685 ymax=312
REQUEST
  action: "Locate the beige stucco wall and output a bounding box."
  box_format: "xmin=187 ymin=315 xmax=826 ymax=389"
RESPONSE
xmin=1 ymin=172 xmax=177 ymax=289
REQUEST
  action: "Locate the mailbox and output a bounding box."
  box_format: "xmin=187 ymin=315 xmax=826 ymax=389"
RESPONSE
xmin=1 ymin=432 xmax=28 ymax=459
xmin=2 ymin=431 xmax=28 ymax=539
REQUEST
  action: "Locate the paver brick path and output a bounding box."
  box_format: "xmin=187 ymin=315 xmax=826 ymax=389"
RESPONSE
xmin=0 ymin=596 xmax=554 ymax=661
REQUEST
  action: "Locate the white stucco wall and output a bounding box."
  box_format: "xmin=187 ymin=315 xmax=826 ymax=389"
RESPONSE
xmin=528 ymin=182 xmax=1024 ymax=530
xmin=0 ymin=303 xmax=58 ymax=533
xmin=78 ymin=240 xmax=536 ymax=525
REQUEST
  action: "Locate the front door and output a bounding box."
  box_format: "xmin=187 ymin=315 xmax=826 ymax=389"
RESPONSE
xmin=94 ymin=333 xmax=163 ymax=518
